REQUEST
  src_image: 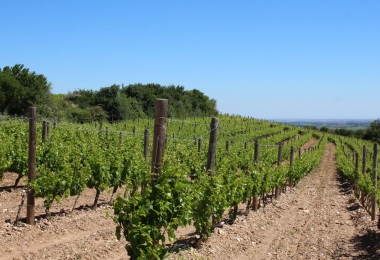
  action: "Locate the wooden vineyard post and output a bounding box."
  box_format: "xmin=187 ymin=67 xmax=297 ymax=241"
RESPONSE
xmin=254 ymin=140 xmax=259 ymax=164
xmin=119 ymin=132 xmax=123 ymax=144
xmin=42 ymin=121 xmax=47 ymax=142
xmin=290 ymin=146 xmax=294 ymax=166
xmin=361 ymin=145 xmax=367 ymax=205
xmin=277 ymin=142 xmax=283 ymax=166
xmin=151 ymin=99 xmax=168 ymax=182
xmin=253 ymin=140 xmax=259 ymax=211
xmin=372 ymin=143 xmax=378 ymax=221
xmin=206 ymin=118 xmax=219 ymax=175
xmin=354 ymin=152 xmax=359 ymax=195
xmin=206 ymin=118 xmax=219 ymax=226
xmin=226 ymin=140 xmax=229 ymax=154
xmin=144 ymin=129 xmax=149 ymax=162
xmin=362 ymin=146 xmax=367 ymax=175
xmin=274 ymin=142 xmax=283 ymax=198
xmin=290 ymin=146 xmax=294 ymax=187
xmin=274 ymin=142 xmax=284 ymax=199
xmin=198 ymin=138 xmax=202 ymax=154
xmin=27 ymin=107 xmax=36 ymax=225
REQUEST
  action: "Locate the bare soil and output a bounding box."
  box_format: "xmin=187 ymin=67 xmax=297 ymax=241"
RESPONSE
xmin=1 ymin=143 xmax=380 ymax=260
xmin=169 ymin=144 xmax=380 ymax=259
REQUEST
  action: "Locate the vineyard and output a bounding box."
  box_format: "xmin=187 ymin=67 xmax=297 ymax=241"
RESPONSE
xmin=1 ymin=101 xmax=380 ymax=259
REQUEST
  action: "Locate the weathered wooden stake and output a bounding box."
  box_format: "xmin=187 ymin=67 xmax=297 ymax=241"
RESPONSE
xmin=42 ymin=121 xmax=47 ymax=142
xmin=151 ymin=99 xmax=168 ymax=181
xmin=27 ymin=107 xmax=36 ymax=225
xmin=277 ymin=142 xmax=283 ymax=166
xmin=361 ymin=145 xmax=367 ymax=205
xmin=206 ymin=118 xmax=219 ymax=175
xmin=290 ymin=146 xmax=294 ymax=167
xmin=254 ymin=140 xmax=259 ymax=164
xmin=372 ymin=143 xmax=378 ymax=221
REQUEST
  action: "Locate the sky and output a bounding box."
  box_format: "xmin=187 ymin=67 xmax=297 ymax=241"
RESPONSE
xmin=1 ymin=1 xmax=379 ymax=119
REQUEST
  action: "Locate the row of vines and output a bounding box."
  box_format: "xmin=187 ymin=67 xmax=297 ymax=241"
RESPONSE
xmin=331 ymin=135 xmax=379 ymax=225
xmin=0 ymin=112 xmax=326 ymax=259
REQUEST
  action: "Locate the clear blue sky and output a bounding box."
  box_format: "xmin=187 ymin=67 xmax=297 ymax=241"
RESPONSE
xmin=1 ymin=1 xmax=379 ymax=119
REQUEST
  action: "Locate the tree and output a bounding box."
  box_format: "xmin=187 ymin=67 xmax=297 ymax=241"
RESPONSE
xmin=0 ymin=72 xmax=23 ymax=114
xmin=0 ymin=64 xmax=52 ymax=115
xmin=369 ymin=119 xmax=380 ymax=143
xmin=116 ymin=94 xmax=145 ymax=120
xmin=66 ymin=89 xmax=96 ymax=109
xmin=95 ymin=84 xmax=121 ymax=120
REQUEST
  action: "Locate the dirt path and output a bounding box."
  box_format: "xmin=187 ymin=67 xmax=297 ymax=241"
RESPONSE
xmin=171 ymin=143 xmax=378 ymax=259
xmin=1 ymin=144 xmax=379 ymax=259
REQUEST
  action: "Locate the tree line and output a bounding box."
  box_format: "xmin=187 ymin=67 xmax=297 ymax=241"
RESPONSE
xmin=0 ymin=64 xmax=218 ymax=121
xmin=318 ymin=121 xmax=380 ymax=143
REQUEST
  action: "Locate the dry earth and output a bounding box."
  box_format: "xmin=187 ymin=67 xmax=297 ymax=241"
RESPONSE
xmin=1 ymin=143 xmax=380 ymax=260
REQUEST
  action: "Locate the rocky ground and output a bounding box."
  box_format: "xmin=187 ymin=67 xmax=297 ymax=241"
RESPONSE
xmin=1 ymin=143 xmax=380 ymax=260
